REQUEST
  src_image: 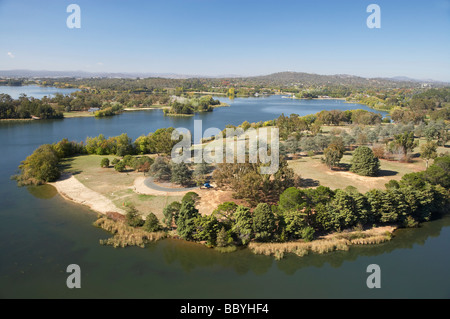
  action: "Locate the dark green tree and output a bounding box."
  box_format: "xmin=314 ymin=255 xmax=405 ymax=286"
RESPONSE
xmin=350 ymin=146 xmax=380 ymax=176
xmin=150 ymin=156 xmax=172 ymax=181
xmin=125 ymin=205 xmax=145 ymax=227
xmin=171 ymin=161 xmax=192 ymax=186
xmin=231 ymin=205 xmax=253 ymax=245
xmin=143 ymin=212 xmax=161 ymax=232
xmin=194 ymin=214 xmax=220 ymax=246
xmin=252 ymin=203 xmax=276 ymax=242
xmin=162 ymin=201 xmax=181 ymax=229
xmin=176 ymin=200 xmax=200 ymax=240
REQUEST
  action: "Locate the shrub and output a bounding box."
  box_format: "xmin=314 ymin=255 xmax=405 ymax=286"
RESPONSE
xmin=123 ymin=155 xmax=134 ymax=167
xmin=114 ymin=161 xmax=126 ymax=172
xmin=100 ymin=158 xmax=110 ymax=168
xmin=125 ymin=206 xmax=145 ymax=227
xmin=372 ymin=144 xmax=385 ymax=159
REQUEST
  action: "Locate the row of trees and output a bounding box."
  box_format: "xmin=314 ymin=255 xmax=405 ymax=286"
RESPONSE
xmin=0 ymin=94 xmax=63 ymax=119
xmin=86 ymin=128 xmax=181 ymax=157
xmin=13 ymin=127 xmax=182 ymax=185
xmin=276 ymin=109 xmax=384 ymax=140
xmin=158 ymin=155 xmax=449 ymax=248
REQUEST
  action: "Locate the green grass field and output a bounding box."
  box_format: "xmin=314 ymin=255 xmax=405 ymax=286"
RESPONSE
xmin=60 ymin=155 xmax=183 ymax=218
xmin=288 ymin=151 xmax=426 ymax=193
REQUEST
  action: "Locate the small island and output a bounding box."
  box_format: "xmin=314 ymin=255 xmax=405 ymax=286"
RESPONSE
xmin=163 ymin=95 xmax=228 ymax=116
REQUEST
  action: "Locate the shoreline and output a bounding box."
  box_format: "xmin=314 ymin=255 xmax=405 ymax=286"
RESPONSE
xmin=50 ymin=171 xmax=402 ymax=259
xmin=49 ymin=173 xmax=126 ymax=215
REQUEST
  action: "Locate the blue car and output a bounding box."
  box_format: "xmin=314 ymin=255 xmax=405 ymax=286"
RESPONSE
xmin=203 ymin=182 xmax=212 ymax=189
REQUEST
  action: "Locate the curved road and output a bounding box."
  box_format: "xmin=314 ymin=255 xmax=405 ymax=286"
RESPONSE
xmin=143 ymin=177 xmax=199 ymax=193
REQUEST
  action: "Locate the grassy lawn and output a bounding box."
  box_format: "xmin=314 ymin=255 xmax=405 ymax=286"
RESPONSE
xmin=60 ymin=155 xmax=183 ymax=219
xmin=288 ymin=151 xmax=426 ymax=193
xmin=63 ymin=111 xmax=95 ymax=118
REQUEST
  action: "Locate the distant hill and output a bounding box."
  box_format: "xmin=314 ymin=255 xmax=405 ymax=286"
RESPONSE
xmin=228 ymin=72 xmax=449 ymax=88
xmin=0 ymin=70 xmax=448 ymax=88
xmin=0 ymin=69 xmax=196 ymax=79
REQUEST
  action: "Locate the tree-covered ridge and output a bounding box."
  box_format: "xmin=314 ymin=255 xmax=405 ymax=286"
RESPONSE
xmin=2 ymin=73 xmax=449 ymax=121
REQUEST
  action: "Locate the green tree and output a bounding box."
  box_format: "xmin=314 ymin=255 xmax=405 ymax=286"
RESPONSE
xmin=182 ymin=191 xmax=200 ymax=205
xmin=162 ymin=201 xmax=181 ymax=229
xmin=143 ymin=212 xmax=161 ymax=232
xmin=149 ymin=128 xmax=181 ymax=155
xmin=193 ymin=161 xmax=210 ymax=185
xmin=278 ymin=187 xmax=305 ymax=212
xmin=350 ymin=146 xmax=380 ymax=176
xmin=328 ymin=190 xmax=370 ymax=230
xmin=125 ymin=205 xmax=145 ymax=227
xmin=422 ymin=155 xmax=450 ymax=188
xmin=212 ymin=201 xmax=238 ymax=226
xmin=252 ymin=203 xmax=276 ymax=242
xmin=420 ymin=141 xmax=438 ymax=169
xmin=171 ymin=161 xmax=192 ymax=186
xmin=283 ymin=210 xmax=307 ymax=240
xmin=231 ymin=205 xmax=253 ymax=245
xmin=391 ymin=131 xmax=418 ymax=160
xmin=15 ymin=144 xmax=61 ymax=185
xmin=194 ymin=214 xmax=220 ymax=246
xmin=150 ymin=157 xmax=172 ymax=181
xmin=176 ymin=200 xmax=200 ymax=240
xmin=216 ymin=226 xmax=232 ymax=247
xmin=323 ymin=139 xmax=345 ymax=169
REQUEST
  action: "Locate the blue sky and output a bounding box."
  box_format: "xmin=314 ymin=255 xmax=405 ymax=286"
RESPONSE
xmin=0 ymin=0 xmax=449 ymax=81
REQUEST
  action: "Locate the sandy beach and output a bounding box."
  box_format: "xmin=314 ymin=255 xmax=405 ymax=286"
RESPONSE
xmin=50 ymin=173 xmax=126 ymax=215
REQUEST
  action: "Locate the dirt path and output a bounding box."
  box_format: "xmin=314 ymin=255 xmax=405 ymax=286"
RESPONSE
xmin=50 ymin=173 xmax=126 ymax=215
xmin=133 ymin=176 xmax=198 ymax=196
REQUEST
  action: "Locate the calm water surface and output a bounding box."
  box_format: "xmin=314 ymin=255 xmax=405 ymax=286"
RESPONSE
xmin=0 ymin=87 xmax=448 ymax=298
xmin=0 ymin=85 xmax=79 ymax=99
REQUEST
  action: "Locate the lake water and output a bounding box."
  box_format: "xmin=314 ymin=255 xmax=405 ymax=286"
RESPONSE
xmin=0 ymin=86 xmax=449 ymax=299
xmin=0 ymin=85 xmax=79 ymax=99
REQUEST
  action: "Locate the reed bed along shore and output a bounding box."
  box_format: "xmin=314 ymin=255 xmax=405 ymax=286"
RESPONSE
xmin=93 ymin=214 xmax=167 ymax=248
xmin=248 ymin=226 xmax=395 ymax=260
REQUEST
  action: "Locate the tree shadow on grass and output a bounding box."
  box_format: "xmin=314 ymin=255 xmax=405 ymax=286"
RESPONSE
xmin=377 ymin=169 xmax=398 ymax=177
xmin=333 ymin=163 xmax=351 ymax=171
xmin=301 ymin=178 xmax=320 ymax=188
xmin=58 ymin=158 xmax=82 ymax=176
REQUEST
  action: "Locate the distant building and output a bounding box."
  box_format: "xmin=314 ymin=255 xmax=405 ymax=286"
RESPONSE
xmin=88 ymin=107 xmax=100 ymax=112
